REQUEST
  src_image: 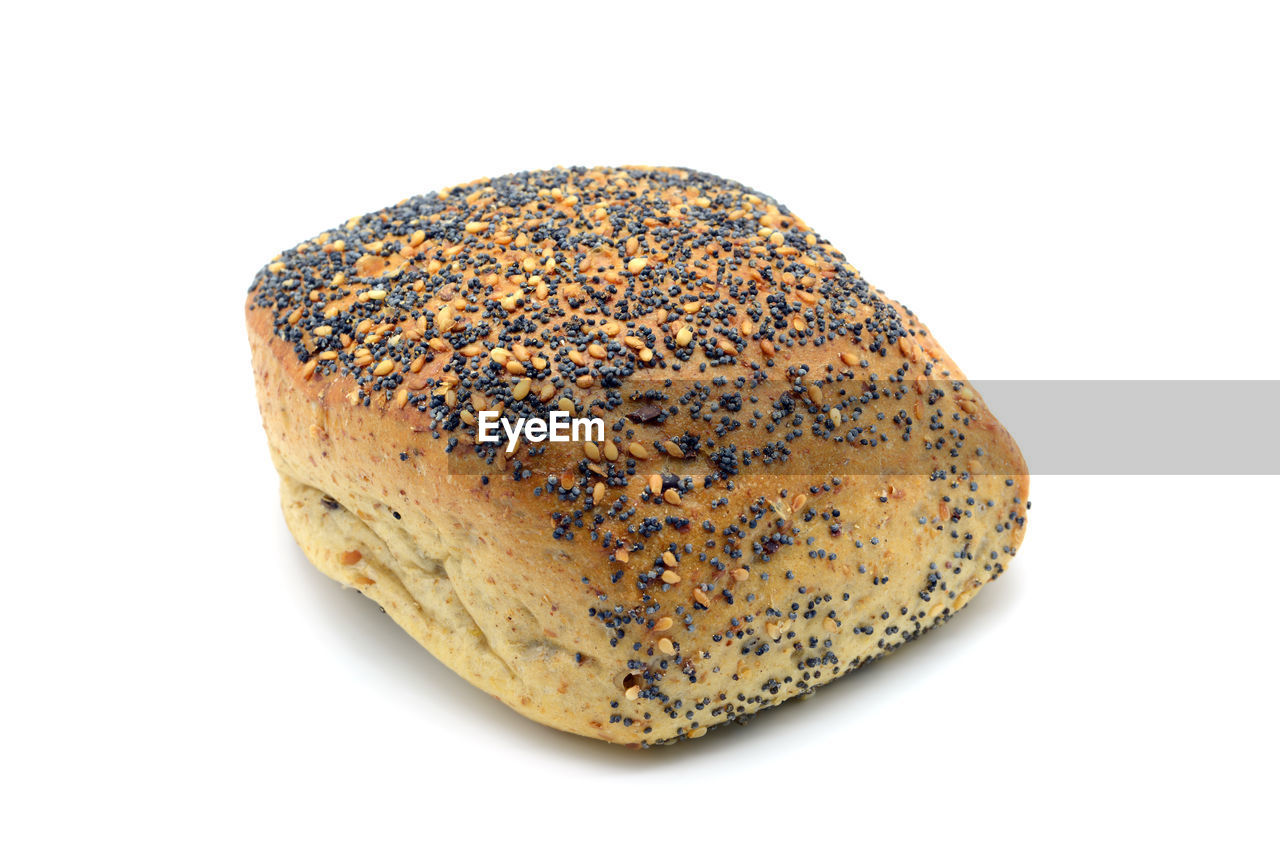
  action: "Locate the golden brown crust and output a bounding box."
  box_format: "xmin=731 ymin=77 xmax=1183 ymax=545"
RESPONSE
xmin=246 ymin=166 xmax=1029 ymax=745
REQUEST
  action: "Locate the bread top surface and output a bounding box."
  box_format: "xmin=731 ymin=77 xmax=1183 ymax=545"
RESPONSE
xmin=246 ymin=166 xmax=1029 ymax=742
xmin=248 ymin=165 xmax=908 ymax=389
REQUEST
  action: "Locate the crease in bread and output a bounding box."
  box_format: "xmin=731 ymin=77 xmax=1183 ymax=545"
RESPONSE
xmin=280 ymin=472 xmax=524 ymax=689
xmin=248 ymin=166 xmax=1030 ymax=746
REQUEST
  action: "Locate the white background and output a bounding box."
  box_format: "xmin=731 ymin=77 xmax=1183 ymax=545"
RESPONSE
xmin=3 ymin=2 xmax=1277 ymax=851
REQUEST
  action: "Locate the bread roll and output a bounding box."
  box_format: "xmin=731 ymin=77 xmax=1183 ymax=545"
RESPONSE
xmin=246 ymin=166 xmax=1029 ymax=745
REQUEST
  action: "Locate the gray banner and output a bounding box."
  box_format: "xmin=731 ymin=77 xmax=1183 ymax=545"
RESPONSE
xmin=429 ymin=380 xmax=1280 ymax=476
xmin=982 ymin=380 xmax=1279 ymax=474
